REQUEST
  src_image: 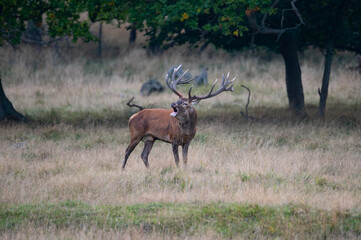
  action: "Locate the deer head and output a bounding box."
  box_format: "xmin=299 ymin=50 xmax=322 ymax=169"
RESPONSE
xmin=166 ymin=65 xmax=235 ymax=116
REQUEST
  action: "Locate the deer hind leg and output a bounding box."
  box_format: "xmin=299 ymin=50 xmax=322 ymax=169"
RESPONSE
xmin=182 ymin=142 xmax=190 ymax=166
xmin=122 ymin=138 xmax=141 ymax=169
xmin=172 ymin=143 xmax=180 ymax=167
xmin=140 ymin=139 xmax=154 ymax=168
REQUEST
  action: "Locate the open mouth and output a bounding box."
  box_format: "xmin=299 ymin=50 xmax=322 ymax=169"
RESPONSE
xmin=171 ymin=107 xmax=178 ymax=117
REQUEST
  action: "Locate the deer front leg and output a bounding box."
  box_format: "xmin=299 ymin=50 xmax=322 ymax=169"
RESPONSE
xmin=182 ymin=142 xmax=190 ymax=165
xmin=172 ymin=143 xmax=180 ymax=167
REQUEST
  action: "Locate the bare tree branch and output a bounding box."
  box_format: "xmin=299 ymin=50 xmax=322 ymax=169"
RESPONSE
xmin=248 ymin=0 xmax=305 ymax=45
xmin=287 ymin=0 xmax=305 ymax=26
xmin=240 ymin=85 xmax=268 ymax=121
xmin=240 ymin=85 xmax=250 ymax=120
xmin=21 ymin=36 xmax=65 ymax=46
xmin=126 ymin=97 xmax=144 ymax=111
xmin=261 ymin=0 xmax=280 ymax=27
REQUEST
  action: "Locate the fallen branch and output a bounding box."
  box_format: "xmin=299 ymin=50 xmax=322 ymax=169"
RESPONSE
xmin=126 ymin=97 xmax=144 ymax=111
xmin=240 ymin=85 xmax=250 ymax=120
xmin=240 ymin=85 xmax=267 ymax=121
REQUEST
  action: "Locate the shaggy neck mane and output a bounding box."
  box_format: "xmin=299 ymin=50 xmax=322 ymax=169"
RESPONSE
xmin=178 ymin=112 xmax=197 ymax=136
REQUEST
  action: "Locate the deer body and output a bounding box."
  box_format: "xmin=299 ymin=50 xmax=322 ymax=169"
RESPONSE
xmin=122 ymin=105 xmax=197 ymax=169
xmin=129 ymin=109 xmax=196 ymax=144
xmin=122 ymin=65 xmax=234 ymax=169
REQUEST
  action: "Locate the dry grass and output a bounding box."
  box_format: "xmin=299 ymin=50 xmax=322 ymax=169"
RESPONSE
xmin=1 ymin=227 xmax=223 ymax=240
xmin=0 ymin=24 xmax=360 ymax=238
xmin=1 ymin=118 xmax=360 ymax=211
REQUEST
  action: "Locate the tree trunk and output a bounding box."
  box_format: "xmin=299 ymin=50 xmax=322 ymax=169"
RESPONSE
xmin=147 ymin=30 xmax=162 ymax=55
xmin=129 ymin=24 xmax=136 ymax=47
xmin=0 ymin=78 xmax=27 ymax=122
xmin=280 ymin=36 xmax=306 ymax=117
xmin=23 ymin=20 xmax=42 ymax=44
xmin=148 ymin=40 xmax=161 ymax=55
xmin=318 ymin=40 xmax=334 ymax=119
xmin=97 ymin=22 xmax=103 ymax=57
xmin=198 ymin=41 xmax=210 ymax=54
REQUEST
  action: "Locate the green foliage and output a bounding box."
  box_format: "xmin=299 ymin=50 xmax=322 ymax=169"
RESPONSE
xmin=46 ymin=0 xmax=94 ymax=42
xmin=0 ymin=0 xmax=95 ymax=46
xmin=3 ymin=0 xmax=359 ymax=53
xmin=0 ymin=0 xmax=39 ymax=45
xmin=86 ymin=0 xmax=129 ymax=23
xmin=122 ymin=0 xmax=361 ymax=54
xmin=126 ymin=0 xmax=257 ymax=50
xmin=1 ymin=0 xmax=360 ymax=54
xmin=237 ymin=170 xmax=252 ymax=182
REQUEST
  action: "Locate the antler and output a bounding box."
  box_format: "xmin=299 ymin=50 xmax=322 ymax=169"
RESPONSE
xmin=166 ymin=65 xmax=196 ymax=98
xmin=188 ymin=72 xmax=235 ymax=104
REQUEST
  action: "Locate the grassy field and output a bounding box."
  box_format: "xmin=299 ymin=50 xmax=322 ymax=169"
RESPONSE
xmin=0 ymin=25 xmax=360 ymax=239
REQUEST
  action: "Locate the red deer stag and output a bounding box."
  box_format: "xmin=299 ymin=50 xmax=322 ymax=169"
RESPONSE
xmin=122 ymin=65 xmax=235 ymax=169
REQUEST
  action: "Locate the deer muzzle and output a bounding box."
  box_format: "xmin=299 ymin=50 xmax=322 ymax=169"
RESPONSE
xmin=170 ymin=102 xmax=178 ymax=117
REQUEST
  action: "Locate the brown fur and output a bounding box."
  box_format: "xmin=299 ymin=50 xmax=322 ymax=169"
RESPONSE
xmin=122 ymin=100 xmax=197 ymax=169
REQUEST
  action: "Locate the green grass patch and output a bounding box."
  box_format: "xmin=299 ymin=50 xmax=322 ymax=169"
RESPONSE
xmin=0 ymin=201 xmax=360 ymax=238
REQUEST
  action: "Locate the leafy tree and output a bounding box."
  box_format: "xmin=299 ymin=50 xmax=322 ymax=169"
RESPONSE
xmin=86 ymin=0 xmax=130 ymax=56
xmin=297 ymin=0 xmax=361 ymax=117
xmin=0 ymin=0 xmax=94 ymax=47
xmin=0 ymin=0 xmax=94 ymax=121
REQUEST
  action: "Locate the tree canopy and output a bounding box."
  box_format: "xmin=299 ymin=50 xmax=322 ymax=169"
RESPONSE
xmin=2 ymin=0 xmax=360 ymax=55
xmin=0 ymin=0 xmax=94 ymax=47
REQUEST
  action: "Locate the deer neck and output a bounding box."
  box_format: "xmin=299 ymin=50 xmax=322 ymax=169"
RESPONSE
xmin=177 ymin=111 xmax=197 ymax=136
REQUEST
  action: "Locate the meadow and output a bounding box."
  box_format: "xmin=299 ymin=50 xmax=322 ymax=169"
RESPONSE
xmin=0 ymin=24 xmax=360 ymax=239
